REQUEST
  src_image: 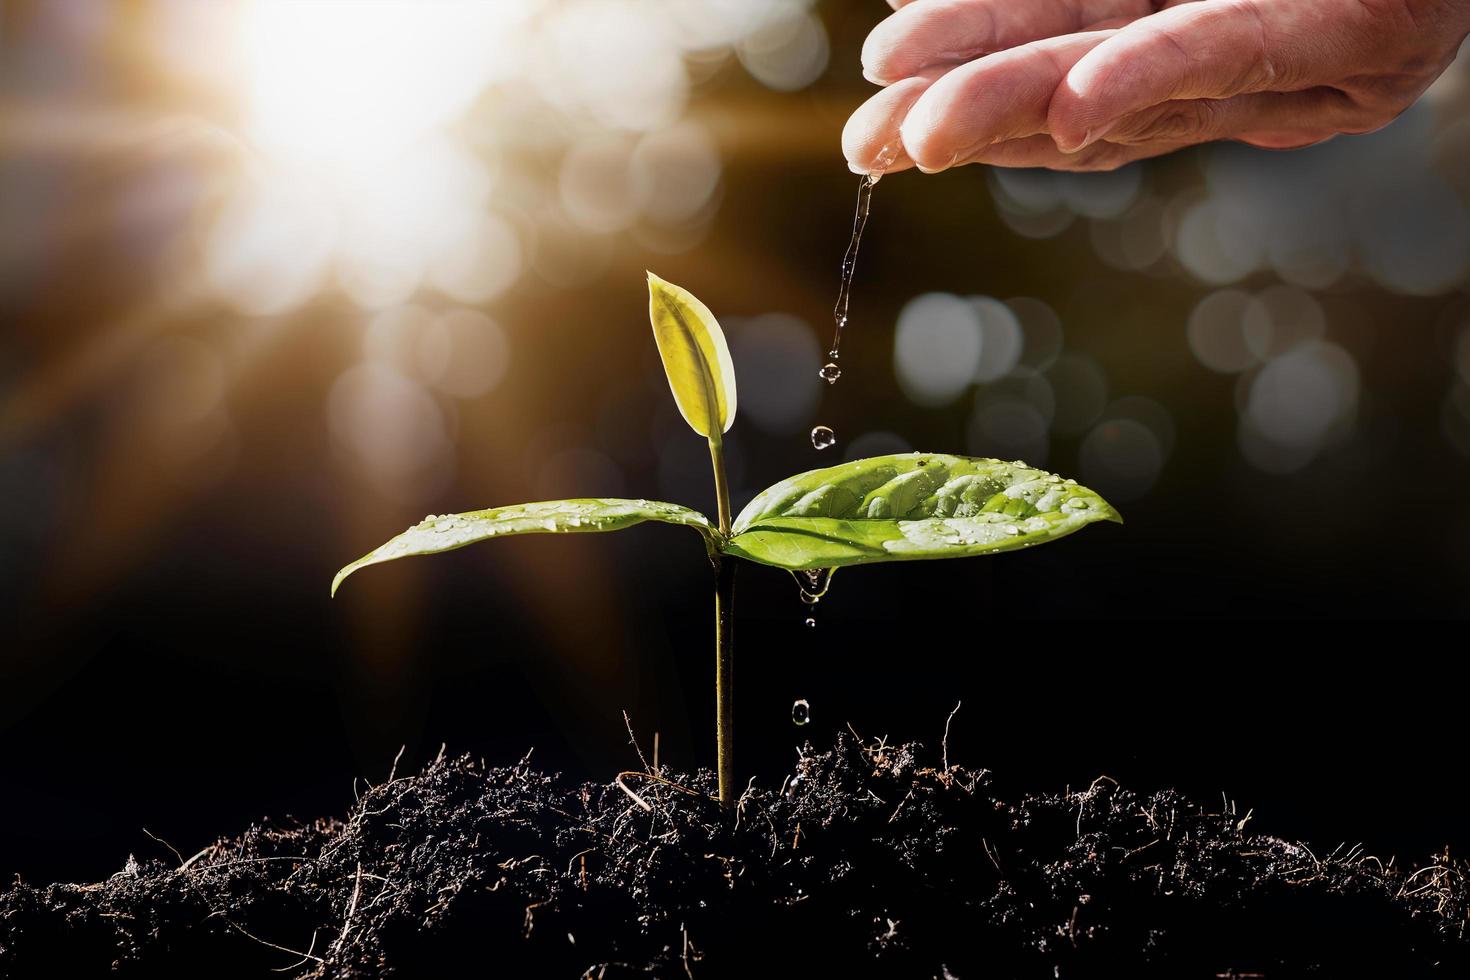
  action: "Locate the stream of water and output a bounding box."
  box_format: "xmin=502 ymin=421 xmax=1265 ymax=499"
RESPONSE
xmin=810 ymin=141 xmax=902 ymax=451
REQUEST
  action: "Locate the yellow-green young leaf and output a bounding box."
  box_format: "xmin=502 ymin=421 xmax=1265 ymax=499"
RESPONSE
xmin=646 ymin=272 xmax=736 ymax=439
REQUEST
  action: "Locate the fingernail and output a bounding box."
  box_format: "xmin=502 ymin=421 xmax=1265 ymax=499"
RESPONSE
xmin=847 ymin=160 xmax=866 ymax=175
xmin=1059 ymin=120 xmax=1116 ymax=154
xmin=1055 ymin=129 xmax=1091 ymax=154
xmin=914 ymin=152 xmax=957 ymax=175
xmin=862 ymin=67 xmax=894 ymax=85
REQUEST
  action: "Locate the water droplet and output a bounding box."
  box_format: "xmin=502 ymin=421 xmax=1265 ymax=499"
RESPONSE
xmin=792 ymin=567 xmax=837 ymax=606
xmin=915 ymin=459 xmax=927 ymax=467
xmin=1066 ymin=498 xmax=1089 ymax=509
xmin=1003 ymin=524 xmax=1020 ymax=535
xmin=811 ymin=426 xmax=837 ymax=450
xmin=819 ymin=362 xmax=842 ymax=384
xmin=792 ymin=699 xmax=811 ymax=725
xmin=804 ymin=617 xmax=816 ymax=628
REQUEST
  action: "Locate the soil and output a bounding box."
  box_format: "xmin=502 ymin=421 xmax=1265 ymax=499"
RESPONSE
xmin=2 ymin=731 xmax=1466 ymax=979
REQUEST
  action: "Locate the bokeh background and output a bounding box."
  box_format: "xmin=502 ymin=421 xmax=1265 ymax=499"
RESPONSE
xmin=4 ymin=0 xmax=1469 ymax=886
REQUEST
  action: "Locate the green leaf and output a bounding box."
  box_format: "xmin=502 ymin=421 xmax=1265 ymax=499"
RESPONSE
xmin=725 ymin=453 xmax=1121 ymax=571
xmin=332 ymin=499 xmax=716 ymax=596
xmin=646 ymin=272 xmax=736 ymax=440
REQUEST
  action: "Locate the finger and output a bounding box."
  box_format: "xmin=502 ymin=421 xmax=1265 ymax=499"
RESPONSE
xmin=899 ymin=30 xmax=1115 ymax=173
xmin=969 ymin=133 xmax=1186 ymax=171
xmin=843 ymin=68 xmax=951 ymax=174
xmin=1049 ymin=0 xmax=1375 ymax=152
xmin=1100 ymin=87 xmax=1372 ymax=148
xmin=862 ymin=0 xmax=1152 ymax=84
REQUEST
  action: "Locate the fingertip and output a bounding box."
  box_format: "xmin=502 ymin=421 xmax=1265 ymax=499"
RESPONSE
xmin=898 ymin=116 xmax=953 ymax=174
xmin=843 ymin=72 xmax=939 ymax=174
xmin=897 ymin=69 xmax=977 ymax=174
xmin=1048 ymin=31 xmax=1153 ymax=153
xmin=859 ymin=28 xmax=900 ymax=88
xmin=1047 ymin=69 xmax=1105 ymax=155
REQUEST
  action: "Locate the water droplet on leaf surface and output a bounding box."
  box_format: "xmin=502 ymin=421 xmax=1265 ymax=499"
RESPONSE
xmin=811 ymin=426 xmax=836 ymax=450
xmin=792 ymin=699 xmax=811 ymax=725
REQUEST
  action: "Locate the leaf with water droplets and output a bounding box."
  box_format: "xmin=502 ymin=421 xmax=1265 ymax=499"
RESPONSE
xmin=646 ymin=272 xmax=736 ymax=440
xmin=332 ymin=499 xmax=716 ymax=596
xmin=724 ymin=453 xmax=1120 ymax=571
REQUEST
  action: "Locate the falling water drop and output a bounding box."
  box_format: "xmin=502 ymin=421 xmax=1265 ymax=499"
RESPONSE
xmin=819 ymin=362 xmax=842 ymax=384
xmin=810 ymin=425 xmax=837 ymax=451
xmin=792 ymin=699 xmax=811 ymax=725
xmin=804 ymin=617 xmax=816 ymax=628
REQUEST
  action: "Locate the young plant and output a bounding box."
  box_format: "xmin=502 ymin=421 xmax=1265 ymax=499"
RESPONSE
xmin=333 ymin=274 xmax=1121 ymax=807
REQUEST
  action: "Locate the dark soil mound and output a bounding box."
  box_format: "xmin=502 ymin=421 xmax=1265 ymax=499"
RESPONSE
xmin=3 ymin=732 xmax=1466 ymax=978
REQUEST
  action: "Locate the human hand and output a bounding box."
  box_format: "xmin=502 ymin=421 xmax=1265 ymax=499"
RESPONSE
xmin=842 ymin=0 xmax=1470 ymax=173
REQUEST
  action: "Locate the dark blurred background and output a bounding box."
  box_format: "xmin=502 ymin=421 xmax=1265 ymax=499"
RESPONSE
xmin=3 ymin=1 xmax=1469 ymax=886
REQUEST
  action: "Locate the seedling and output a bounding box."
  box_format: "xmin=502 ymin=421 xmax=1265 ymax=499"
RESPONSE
xmin=333 ymin=274 xmax=1121 ymax=806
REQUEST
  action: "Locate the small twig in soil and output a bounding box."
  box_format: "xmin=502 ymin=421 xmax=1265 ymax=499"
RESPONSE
xmin=982 ymin=837 xmax=1002 ymax=871
xmin=214 ymin=912 xmax=324 ymax=966
xmin=618 ymin=770 xmax=705 ymax=799
xmin=615 ymin=774 xmax=653 ymax=812
xmin=178 ymin=845 xmax=217 ymax=872
xmin=941 ymin=701 xmax=961 ymax=772
xmin=272 ymin=930 xmax=322 ymax=972
xmin=888 ymin=789 xmax=916 ymax=824
xmin=326 ymin=863 xmax=364 ymax=961
xmin=623 ymin=710 xmax=652 ymax=774
xmin=681 ymin=924 xmax=703 ymax=979
xmin=523 ymin=899 xmax=547 ymax=937
xmin=567 ymin=848 xmax=595 ymax=876
xmin=141 ymin=827 xmax=184 ymax=867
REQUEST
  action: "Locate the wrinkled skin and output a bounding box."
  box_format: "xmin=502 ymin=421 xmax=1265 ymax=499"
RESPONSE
xmin=843 ymin=0 xmax=1470 ymax=173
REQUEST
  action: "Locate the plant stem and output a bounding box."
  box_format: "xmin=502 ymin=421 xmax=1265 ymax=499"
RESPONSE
xmin=714 ymin=555 xmax=736 ymax=808
xmin=708 ymin=436 xmax=731 ymax=536
xmin=708 ymin=434 xmax=734 ymax=808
